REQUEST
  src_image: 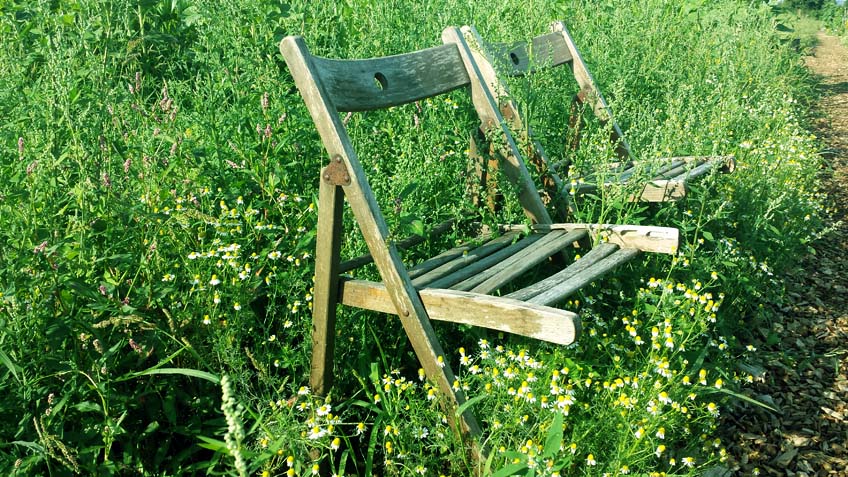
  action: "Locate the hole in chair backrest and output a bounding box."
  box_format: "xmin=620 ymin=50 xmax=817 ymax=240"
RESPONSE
xmin=374 ymin=72 xmax=388 ymax=91
xmin=509 ymin=52 xmax=520 ymax=66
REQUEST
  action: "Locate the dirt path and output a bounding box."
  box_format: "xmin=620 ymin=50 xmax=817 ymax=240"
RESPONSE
xmin=721 ymin=33 xmax=848 ymax=476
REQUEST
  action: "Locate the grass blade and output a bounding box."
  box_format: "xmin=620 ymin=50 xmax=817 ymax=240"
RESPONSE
xmin=131 ymin=367 xmax=221 ymax=384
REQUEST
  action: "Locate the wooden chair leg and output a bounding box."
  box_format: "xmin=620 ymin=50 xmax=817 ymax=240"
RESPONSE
xmin=310 ymin=172 xmax=345 ymax=396
xmin=466 ymin=131 xmax=486 ymax=209
xmin=468 ymin=128 xmax=502 ymax=214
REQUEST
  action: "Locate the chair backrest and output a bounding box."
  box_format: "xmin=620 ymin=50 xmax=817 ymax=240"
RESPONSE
xmin=464 ymin=22 xmax=634 ymax=160
xmin=304 ymin=44 xmax=471 ymax=112
xmin=282 ymin=32 xmax=556 ymax=227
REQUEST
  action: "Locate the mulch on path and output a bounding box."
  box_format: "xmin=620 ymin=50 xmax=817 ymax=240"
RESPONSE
xmin=720 ymin=33 xmax=848 ymax=477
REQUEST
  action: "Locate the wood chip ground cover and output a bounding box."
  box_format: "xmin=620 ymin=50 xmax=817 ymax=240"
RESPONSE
xmin=720 ymin=32 xmax=848 ymax=477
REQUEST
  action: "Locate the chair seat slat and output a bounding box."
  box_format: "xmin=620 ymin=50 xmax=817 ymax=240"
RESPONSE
xmin=411 ymin=232 xmax=520 ymax=286
xmin=506 ymin=242 xmax=619 ymax=301
xmin=527 ymin=248 xmax=641 ymax=306
xmin=427 ymin=234 xmax=543 ymax=289
xmin=469 ymin=230 xmax=587 ymax=295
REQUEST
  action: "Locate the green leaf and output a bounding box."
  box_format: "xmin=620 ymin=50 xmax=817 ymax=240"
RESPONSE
xmin=130 ymin=367 xmax=220 ymax=384
xmin=398 ymin=181 xmax=418 ymax=201
xmin=454 ymin=394 xmax=487 ymax=419
xmin=543 ymin=412 xmax=564 ymax=456
xmin=491 ymin=457 xmax=527 ymax=477
xmin=11 ymin=441 xmax=44 ymax=453
xmin=701 ymin=230 xmax=714 ymax=242
xmin=406 ymin=219 xmax=425 ymax=237
xmin=196 ymin=435 xmax=230 ymax=453
xmin=73 ymin=401 xmax=102 ymax=413
xmin=707 ymin=388 xmax=779 ymax=413
xmin=0 ymin=349 xmax=21 ymax=383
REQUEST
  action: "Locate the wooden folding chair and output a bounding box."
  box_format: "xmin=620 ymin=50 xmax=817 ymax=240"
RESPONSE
xmin=280 ymin=29 xmax=679 ymax=444
xmin=462 ymin=22 xmax=735 ymax=203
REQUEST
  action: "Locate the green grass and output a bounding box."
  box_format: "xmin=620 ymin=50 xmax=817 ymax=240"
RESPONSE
xmin=0 ymin=0 xmax=826 ymax=475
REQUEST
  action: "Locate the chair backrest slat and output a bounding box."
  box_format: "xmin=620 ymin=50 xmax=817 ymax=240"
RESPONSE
xmin=466 ymin=23 xmax=632 ymax=159
xmin=498 ymin=32 xmax=573 ymax=76
xmin=312 ymin=44 xmax=471 ymax=112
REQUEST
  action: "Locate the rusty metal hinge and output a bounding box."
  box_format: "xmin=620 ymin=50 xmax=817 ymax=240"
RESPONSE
xmin=323 ymin=155 xmax=351 ymax=186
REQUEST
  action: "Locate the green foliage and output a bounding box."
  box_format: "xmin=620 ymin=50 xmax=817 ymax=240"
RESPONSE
xmin=783 ymin=0 xmax=827 ymax=12
xmin=820 ymin=1 xmax=848 ymax=35
xmin=0 ymin=0 xmax=826 ymax=475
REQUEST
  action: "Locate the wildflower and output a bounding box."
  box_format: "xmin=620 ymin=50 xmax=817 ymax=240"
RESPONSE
xmin=682 ymin=456 xmax=695 ymax=467
xmin=203 ymin=315 xmax=211 ymax=325
xmin=331 ymin=437 xmax=341 ymax=450
xmin=32 ymin=241 xmax=48 ymax=254
xmin=268 ymin=251 xmax=282 ymax=260
xmin=233 ymin=302 xmax=241 ymax=311
xmin=436 ymin=356 xmax=445 ymax=368
xmin=209 ymin=275 xmax=221 ymax=286
xmin=707 ymin=402 xmax=719 ymax=417
xmin=316 ymin=404 xmax=331 ymax=416
xmin=356 ymin=422 xmax=366 ymax=435
xmin=655 ymin=444 xmax=666 ymax=457
xmin=714 ymin=378 xmax=723 ymax=389
xmin=373 ymin=393 xmax=381 ymax=404
xmin=647 ymin=400 xmax=660 ymax=416
xmin=18 ymin=137 xmax=24 ymax=156
xmin=307 ymin=426 xmax=326 ymax=440
xmin=656 ymin=427 xmax=665 ymax=439
xmin=298 ymin=386 xmax=310 ymax=396
xmin=586 ymin=454 xmax=597 ymax=466
xmin=620 ymin=465 xmax=630 ymax=474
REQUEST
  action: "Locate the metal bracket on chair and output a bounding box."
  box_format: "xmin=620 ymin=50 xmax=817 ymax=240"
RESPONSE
xmin=323 ymin=155 xmax=351 ymax=186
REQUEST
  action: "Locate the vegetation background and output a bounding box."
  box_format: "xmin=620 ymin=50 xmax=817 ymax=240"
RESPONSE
xmin=0 ymin=0 xmax=844 ymax=475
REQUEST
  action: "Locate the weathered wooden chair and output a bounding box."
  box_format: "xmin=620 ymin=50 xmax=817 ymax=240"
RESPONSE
xmin=280 ymin=28 xmax=679 ymax=442
xmin=462 ymin=22 xmax=735 ymax=203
